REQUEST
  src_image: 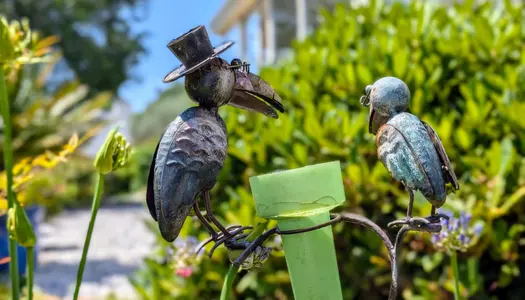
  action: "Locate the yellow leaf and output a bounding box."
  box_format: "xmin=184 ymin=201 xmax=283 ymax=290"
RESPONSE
xmin=34 ymin=35 xmax=60 ymax=51
xmin=31 ymin=156 xmax=53 ymax=169
xmin=67 ymin=133 xmax=79 ymax=149
xmin=0 ymin=198 xmax=7 ymax=215
xmin=13 ymin=158 xmax=30 ymax=174
xmin=370 ymin=255 xmax=389 ymax=268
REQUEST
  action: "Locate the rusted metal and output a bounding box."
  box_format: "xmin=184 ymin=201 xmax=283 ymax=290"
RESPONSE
xmin=227 ymin=213 xmax=442 ymax=300
xmin=147 ymin=25 xmax=284 ymax=246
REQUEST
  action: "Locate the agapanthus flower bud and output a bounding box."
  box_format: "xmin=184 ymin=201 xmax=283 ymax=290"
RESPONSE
xmin=238 ymin=246 xmax=272 ymax=271
xmin=94 ymin=128 xmax=131 ymax=174
xmin=7 ymin=203 xmax=36 ymax=247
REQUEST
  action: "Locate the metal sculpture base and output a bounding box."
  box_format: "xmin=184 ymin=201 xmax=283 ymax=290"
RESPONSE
xmin=195 ymin=212 xmax=444 ymax=300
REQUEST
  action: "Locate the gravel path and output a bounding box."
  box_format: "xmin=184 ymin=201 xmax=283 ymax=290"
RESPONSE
xmin=34 ymin=203 xmax=155 ymax=299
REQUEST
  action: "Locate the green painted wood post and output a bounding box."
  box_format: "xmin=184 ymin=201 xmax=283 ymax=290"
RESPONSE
xmin=249 ymin=161 xmax=345 ymax=300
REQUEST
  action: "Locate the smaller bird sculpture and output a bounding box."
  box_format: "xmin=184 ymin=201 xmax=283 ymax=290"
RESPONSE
xmin=360 ymin=77 xmax=459 ymax=228
xmin=146 ymin=25 xmax=284 ymax=249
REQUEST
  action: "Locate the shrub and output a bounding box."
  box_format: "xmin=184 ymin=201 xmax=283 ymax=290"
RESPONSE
xmin=0 ymin=17 xmax=108 ymax=215
xmin=133 ymin=0 xmax=525 ymax=299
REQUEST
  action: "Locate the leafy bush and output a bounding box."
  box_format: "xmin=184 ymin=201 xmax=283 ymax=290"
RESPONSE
xmin=0 ymin=16 xmax=113 ymax=213
xmin=133 ymin=0 xmax=525 ymax=299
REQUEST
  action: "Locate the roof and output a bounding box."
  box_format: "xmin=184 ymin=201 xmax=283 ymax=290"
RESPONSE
xmin=211 ymin=0 xmax=258 ymax=35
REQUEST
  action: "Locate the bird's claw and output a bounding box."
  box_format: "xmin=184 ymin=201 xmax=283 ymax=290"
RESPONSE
xmin=388 ymin=216 xmax=430 ymax=228
xmin=195 ymin=225 xmax=252 ymax=257
xmin=388 ymin=217 xmax=443 ymax=233
xmin=425 ymin=213 xmax=449 ymax=224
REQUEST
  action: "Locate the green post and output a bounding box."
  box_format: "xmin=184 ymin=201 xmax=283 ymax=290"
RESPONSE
xmin=249 ymin=161 xmax=345 ymax=300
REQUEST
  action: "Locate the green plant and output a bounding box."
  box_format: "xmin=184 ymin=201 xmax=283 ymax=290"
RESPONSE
xmin=0 ymin=133 xmax=95 ymax=214
xmin=1 ymin=16 xmax=108 ymax=300
xmin=431 ymin=209 xmax=484 ymax=299
xmin=0 ymin=12 xmax=111 ymax=213
xmin=1 ymin=16 xmax=58 ymax=300
xmin=132 ymin=0 xmax=525 ymax=299
xmin=73 ymin=127 xmax=131 ymax=299
xmin=4 ymin=52 xmax=110 ymax=165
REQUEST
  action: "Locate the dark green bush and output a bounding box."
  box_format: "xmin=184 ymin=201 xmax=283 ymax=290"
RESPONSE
xmin=132 ymin=0 xmax=525 ymax=299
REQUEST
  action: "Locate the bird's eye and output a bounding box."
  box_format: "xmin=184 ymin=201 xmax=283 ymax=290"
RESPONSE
xmin=231 ymin=58 xmax=242 ymax=66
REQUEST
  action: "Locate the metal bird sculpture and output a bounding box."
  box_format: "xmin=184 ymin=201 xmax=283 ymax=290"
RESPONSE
xmin=146 ymin=25 xmax=284 ymax=248
xmin=360 ymin=77 xmax=459 ymax=228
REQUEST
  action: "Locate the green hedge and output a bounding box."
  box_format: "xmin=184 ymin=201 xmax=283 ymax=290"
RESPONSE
xmin=131 ymin=0 xmax=525 ymax=299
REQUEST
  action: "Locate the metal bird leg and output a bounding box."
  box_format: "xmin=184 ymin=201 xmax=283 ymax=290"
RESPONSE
xmin=425 ymin=205 xmax=450 ymax=224
xmin=201 ymin=191 xmax=265 ymax=252
xmin=193 ymin=191 xmax=252 ymax=257
xmin=193 ymin=201 xmax=218 ymax=239
xmin=202 ymin=190 xmax=233 ymax=238
xmin=229 ymin=212 xmax=442 ymax=300
xmin=193 ymin=195 xmax=254 ymax=256
xmin=387 ymin=190 xmax=432 ymax=229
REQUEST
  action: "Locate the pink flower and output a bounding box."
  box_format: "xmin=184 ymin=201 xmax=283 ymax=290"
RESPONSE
xmin=175 ymin=267 xmax=193 ymax=278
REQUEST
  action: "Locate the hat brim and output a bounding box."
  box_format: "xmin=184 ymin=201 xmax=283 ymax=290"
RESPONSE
xmin=162 ymin=41 xmax=234 ymax=83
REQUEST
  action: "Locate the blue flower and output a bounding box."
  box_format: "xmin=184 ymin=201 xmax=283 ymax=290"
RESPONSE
xmin=474 ymin=223 xmax=484 ymax=235
xmin=431 ymin=209 xmax=483 ymax=252
xmin=459 ymin=212 xmax=471 ymax=229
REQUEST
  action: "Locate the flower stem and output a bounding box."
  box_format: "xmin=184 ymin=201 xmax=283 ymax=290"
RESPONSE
xmin=450 ymin=250 xmax=461 ymax=300
xmin=73 ymin=173 xmax=104 ymax=300
xmin=26 ymin=247 xmax=34 ymax=300
xmin=220 ymin=264 xmax=239 ymax=300
xmin=0 ymin=68 xmax=20 ymax=300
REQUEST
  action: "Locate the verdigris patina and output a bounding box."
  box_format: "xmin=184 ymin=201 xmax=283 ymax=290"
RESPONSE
xmin=360 ymin=76 xmax=459 ymax=229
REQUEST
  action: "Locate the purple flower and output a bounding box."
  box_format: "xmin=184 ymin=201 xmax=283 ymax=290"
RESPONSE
xmin=459 ymin=212 xmax=472 ymax=229
xmin=448 ymin=219 xmax=459 ymax=232
xmin=430 ymin=210 xmax=483 ymax=252
xmin=438 ymin=208 xmax=453 ymax=219
xmin=431 ymin=234 xmax=440 ymax=244
xmin=474 ymin=223 xmax=484 ymax=236
xmin=458 ymin=233 xmax=468 ymax=245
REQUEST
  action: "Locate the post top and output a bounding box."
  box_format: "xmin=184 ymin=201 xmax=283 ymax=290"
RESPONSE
xmin=249 ymin=161 xmax=346 ymax=219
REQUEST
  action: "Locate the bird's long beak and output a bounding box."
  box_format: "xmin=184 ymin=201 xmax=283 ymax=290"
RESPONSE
xmin=368 ymin=105 xmax=376 ymax=134
xmin=368 ymin=105 xmax=389 ymax=135
xmin=229 ymin=70 xmax=284 ymax=118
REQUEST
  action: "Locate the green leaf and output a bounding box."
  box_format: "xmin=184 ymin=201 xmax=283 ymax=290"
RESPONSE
xmin=393 ymin=47 xmax=408 ymax=78
xmin=356 ymin=64 xmax=373 ymax=84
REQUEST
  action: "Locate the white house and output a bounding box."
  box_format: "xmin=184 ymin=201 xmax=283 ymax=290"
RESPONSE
xmin=211 ymin=0 xmax=517 ymax=68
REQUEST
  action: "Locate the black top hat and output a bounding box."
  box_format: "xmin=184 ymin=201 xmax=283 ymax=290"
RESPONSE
xmin=163 ymin=25 xmax=234 ymax=83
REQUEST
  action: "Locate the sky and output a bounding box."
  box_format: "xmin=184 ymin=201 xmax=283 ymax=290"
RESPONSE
xmin=118 ymin=0 xmax=259 ymax=113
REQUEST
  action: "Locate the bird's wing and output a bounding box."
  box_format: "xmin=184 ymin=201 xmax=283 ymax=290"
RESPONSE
xmin=376 ymin=124 xmax=433 ymax=197
xmin=421 ymin=121 xmax=459 ymax=190
xmin=146 ymin=140 xmax=160 ymax=221
xmin=154 ymin=107 xmax=228 ymax=242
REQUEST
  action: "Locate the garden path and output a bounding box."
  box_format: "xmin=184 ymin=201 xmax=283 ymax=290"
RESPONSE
xmin=34 ymin=201 xmax=154 ymax=299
